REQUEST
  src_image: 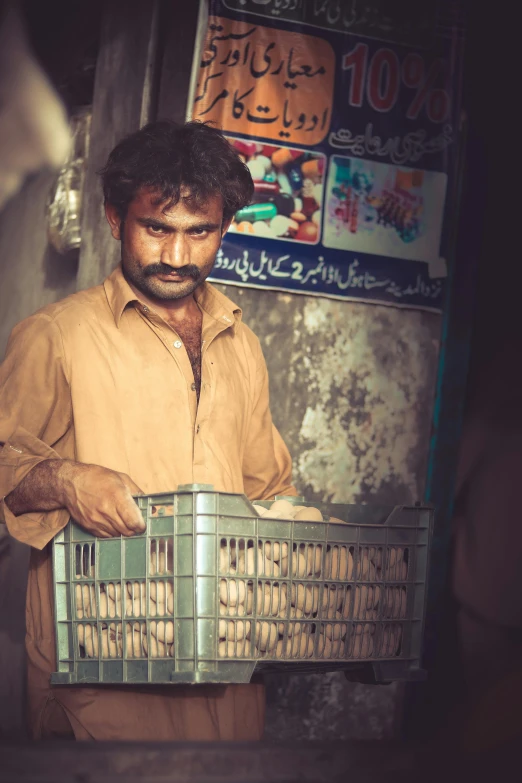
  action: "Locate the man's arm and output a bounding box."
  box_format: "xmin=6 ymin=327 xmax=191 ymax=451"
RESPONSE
xmin=6 ymin=459 xmax=145 ymax=537
xmin=0 ymin=313 xmax=144 ymax=546
xmin=242 ymin=336 xmax=297 ymax=501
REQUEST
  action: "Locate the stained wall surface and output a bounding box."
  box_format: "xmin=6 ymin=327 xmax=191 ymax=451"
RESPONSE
xmin=0 ymin=172 xmax=78 ymax=739
xmin=216 ymin=285 xmax=440 ymax=505
xmin=0 ymin=172 xmax=78 ymax=355
xmin=214 ymin=283 xmax=441 ymax=739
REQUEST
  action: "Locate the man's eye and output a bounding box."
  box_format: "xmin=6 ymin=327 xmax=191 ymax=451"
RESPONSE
xmin=191 ymin=228 xmax=208 ymax=236
xmin=148 ymin=225 xmax=165 ymax=234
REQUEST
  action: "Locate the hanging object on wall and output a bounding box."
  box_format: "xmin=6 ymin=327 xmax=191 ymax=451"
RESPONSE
xmin=46 ymin=108 xmax=91 ymax=254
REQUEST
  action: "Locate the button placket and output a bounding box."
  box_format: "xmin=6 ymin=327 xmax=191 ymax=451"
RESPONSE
xmin=193 ymin=311 xmax=230 ymax=452
xmin=193 ymin=348 xmax=213 ymax=448
xmin=136 ymin=314 xmax=197 ymax=416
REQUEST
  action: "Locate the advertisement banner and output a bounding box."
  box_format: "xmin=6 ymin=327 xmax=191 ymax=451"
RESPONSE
xmin=193 ymin=1 xmax=465 ymax=311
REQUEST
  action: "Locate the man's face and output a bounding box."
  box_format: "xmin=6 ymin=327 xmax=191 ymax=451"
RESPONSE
xmin=105 ymin=187 xmax=227 ymax=302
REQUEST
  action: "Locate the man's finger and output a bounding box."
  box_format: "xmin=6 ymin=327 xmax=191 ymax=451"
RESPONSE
xmin=95 ymin=515 xmax=127 ymax=538
xmin=82 ymin=520 xmax=113 ymax=538
xmin=115 ymin=494 xmax=146 ymax=534
xmin=101 ymin=511 xmax=134 ymax=537
xmin=76 ymin=513 xmax=115 ymax=538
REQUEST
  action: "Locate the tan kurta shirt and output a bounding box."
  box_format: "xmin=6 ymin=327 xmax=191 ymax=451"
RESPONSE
xmin=0 ymin=266 xmax=296 ymax=740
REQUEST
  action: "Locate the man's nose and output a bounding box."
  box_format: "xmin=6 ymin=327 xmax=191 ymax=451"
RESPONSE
xmin=160 ymin=234 xmax=189 ymax=268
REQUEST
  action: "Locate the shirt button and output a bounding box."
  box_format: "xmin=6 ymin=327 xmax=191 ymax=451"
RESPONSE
xmin=196 ymin=425 xmax=200 ymax=434
xmin=142 ymin=306 xmax=149 ymax=312
xmin=173 ymin=340 xmax=182 ymax=349
xmin=191 ymin=383 xmax=196 ymax=391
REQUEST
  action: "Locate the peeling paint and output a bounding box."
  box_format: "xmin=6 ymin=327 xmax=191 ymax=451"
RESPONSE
xmin=215 ymin=283 xmax=441 ymax=739
xmin=223 ymin=286 xmax=440 ymax=506
xmin=292 ymin=297 xmax=438 ymax=503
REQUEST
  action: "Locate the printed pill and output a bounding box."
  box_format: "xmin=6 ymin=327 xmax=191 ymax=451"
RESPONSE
xmin=235 ymin=203 xmax=277 ymax=222
xmin=270 ymin=215 xmax=299 ymax=237
xmin=237 ymin=221 xmax=255 ymax=233
xmin=247 ymin=159 xmax=266 ymax=181
xmin=301 ymin=158 xmax=324 ymax=179
xmin=296 ymin=221 xmax=318 ymax=242
xmin=271 ymin=148 xmax=294 ymax=168
xmin=302 ymin=196 xmax=319 ymax=218
xmin=255 ymin=154 xmax=272 ymax=174
xmin=253 ymin=180 xmax=280 ymax=195
xmin=234 ymin=140 xmax=257 ymax=157
xmin=270 ymin=192 xmax=295 ymax=217
xmin=287 ymin=167 xmax=303 ymax=191
xmin=261 ymin=144 xmax=278 ymax=157
xmin=313 ymin=183 xmax=323 ymax=204
xmin=276 ymin=172 xmax=293 ymax=195
xmin=252 ymin=221 xmax=275 ymax=237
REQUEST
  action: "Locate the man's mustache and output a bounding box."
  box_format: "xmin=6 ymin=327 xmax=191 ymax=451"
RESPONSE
xmin=144 ymin=262 xmax=200 ymax=280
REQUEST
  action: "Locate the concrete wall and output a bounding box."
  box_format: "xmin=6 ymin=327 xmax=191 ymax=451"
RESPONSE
xmin=0 ymin=171 xmax=78 ymax=739
xmin=0 ymin=171 xmax=78 ymax=355
xmin=0 ymin=172 xmax=441 ymax=741
xmin=218 ymin=285 xmax=440 ymax=506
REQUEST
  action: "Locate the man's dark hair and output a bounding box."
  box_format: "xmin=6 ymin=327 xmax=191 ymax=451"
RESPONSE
xmin=100 ymin=120 xmax=254 ymax=223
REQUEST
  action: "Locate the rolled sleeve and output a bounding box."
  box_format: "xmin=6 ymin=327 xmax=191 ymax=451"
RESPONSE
xmin=242 ymin=339 xmax=297 ymax=501
xmin=0 ymin=314 xmax=72 ymax=548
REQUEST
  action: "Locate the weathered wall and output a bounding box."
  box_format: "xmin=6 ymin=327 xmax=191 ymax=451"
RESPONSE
xmin=216 ymin=285 xmax=440 ymax=505
xmin=215 ymin=283 xmax=441 ymax=739
xmin=0 ymin=171 xmax=78 ymax=355
xmin=0 ymin=172 xmax=78 ymax=739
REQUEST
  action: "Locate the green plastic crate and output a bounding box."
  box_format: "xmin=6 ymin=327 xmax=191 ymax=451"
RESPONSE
xmin=51 ymin=484 xmax=433 ymax=685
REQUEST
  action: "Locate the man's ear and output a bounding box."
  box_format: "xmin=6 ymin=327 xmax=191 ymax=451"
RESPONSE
xmin=105 ymin=202 xmax=123 ymax=240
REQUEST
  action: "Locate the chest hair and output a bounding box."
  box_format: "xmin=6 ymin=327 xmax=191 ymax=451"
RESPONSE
xmin=172 ymin=318 xmax=203 ymax=400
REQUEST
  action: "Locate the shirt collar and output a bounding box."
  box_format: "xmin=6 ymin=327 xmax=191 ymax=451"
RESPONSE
xmin=194 ymin=280 xmax=242 ymax=333
xmin=103 ymin=265 xmax=242 ymax=331
xmin=103 ymin=265 xmax=140 ymax=327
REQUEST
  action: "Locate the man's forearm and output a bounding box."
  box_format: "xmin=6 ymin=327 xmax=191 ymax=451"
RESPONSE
xmin=5 ymin=458 xmax=75 ymax=516
xmin=5 ymin=459 xmax=145 ymax=537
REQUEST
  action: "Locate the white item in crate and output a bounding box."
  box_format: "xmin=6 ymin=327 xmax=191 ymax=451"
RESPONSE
xmin=73 ymin=507 xmax=409 ymax=662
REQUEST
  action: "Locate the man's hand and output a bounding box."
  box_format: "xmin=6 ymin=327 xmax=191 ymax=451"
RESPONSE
xmin=5 ymin=459 xmax=146 ymax=538
xmin=59 ymin=462 xmax=146 ymax=538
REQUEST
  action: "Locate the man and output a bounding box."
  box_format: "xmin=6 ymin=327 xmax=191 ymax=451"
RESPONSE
xmin=0 ymin=120 xmax=296 ymax=740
